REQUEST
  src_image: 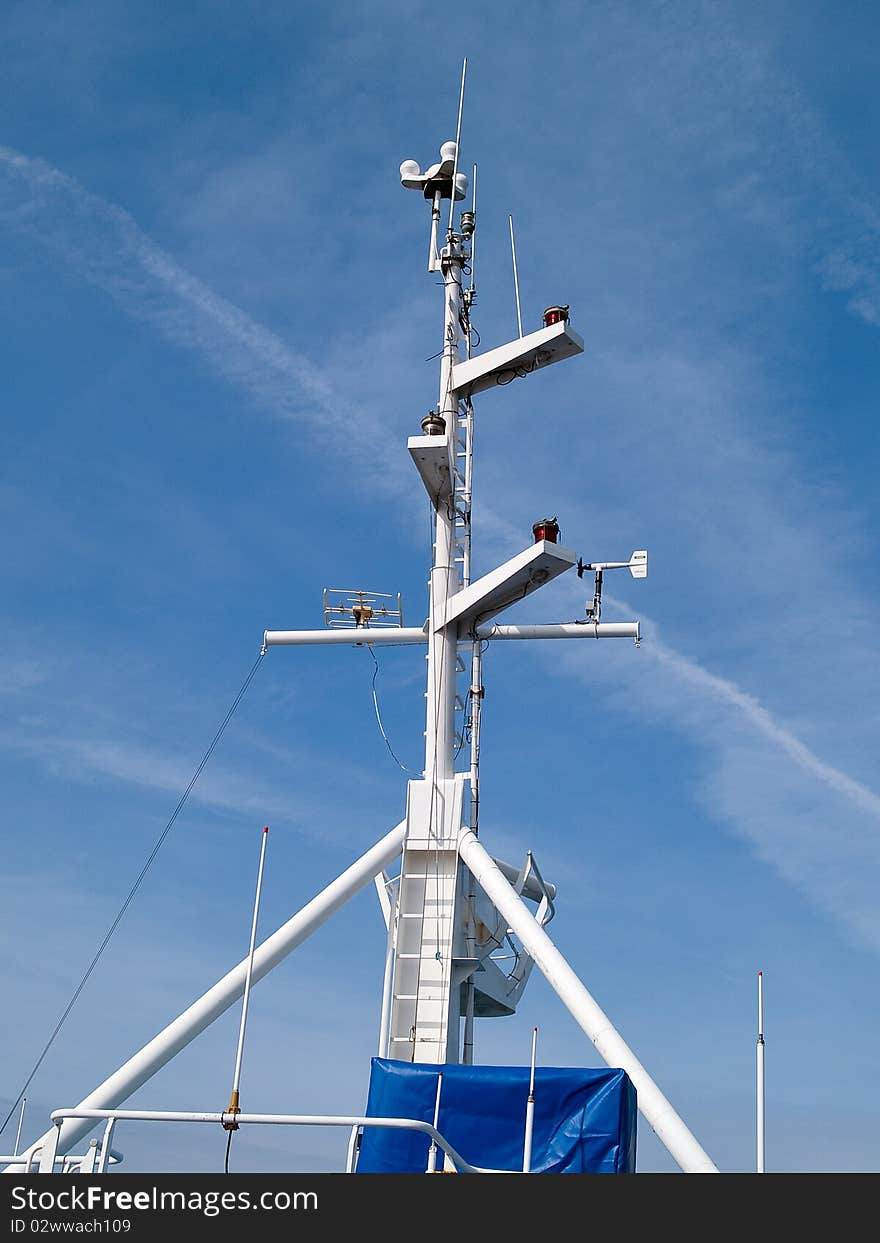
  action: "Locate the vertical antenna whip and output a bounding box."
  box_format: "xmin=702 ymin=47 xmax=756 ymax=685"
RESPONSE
xmin=522 ymin=1026 xmax=538 ymax=1172
xmin=13 ymin=1097 xmax=26 ymax=1158
xmin=224 ymin=825 xmax=270 ymax=1139
xmin=426 ymin=1073 xmax=444 ymax=1173
xmin=447 ymin=57 xmax=468 ymax=235
xmin=509 ymin=215 xmax=524 ymax=338
xmin=756 ymin=970 xmax=765 ymax=1173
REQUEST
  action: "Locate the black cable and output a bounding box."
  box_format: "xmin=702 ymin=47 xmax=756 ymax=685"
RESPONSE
xmin=224 ymin=1127 xmax=234 ymax=1174
xmin=454 ymin=689 xmax=472 ymax=759
xmin=365 ymin=647 xmax=421 ymax=778
xmin=0 ymin=650 xmax=266 ymax=1139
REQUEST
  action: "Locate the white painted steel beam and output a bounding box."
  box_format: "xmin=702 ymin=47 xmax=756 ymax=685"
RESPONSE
xmin=408 ymin=432 xmax=455 ymax=501
xmin=449 ymin=320 xmax=584 ymax=400
xmin=457 ymin=827 xmax=719 ymax=1173
xmin=6 ymin=822 xmax=406 ymax=1171
xmin=439 ymin=541 xmax=577 ymax=632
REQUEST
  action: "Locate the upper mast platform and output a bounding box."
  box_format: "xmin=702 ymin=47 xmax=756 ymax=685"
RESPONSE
xmin=438 ymin=539 xmax=577 ymax=632
xmin=450 ymin=318 xmax=584 ymax=400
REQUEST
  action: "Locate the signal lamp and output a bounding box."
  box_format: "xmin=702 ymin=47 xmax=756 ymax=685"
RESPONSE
xmin=532 ymin=517 xmax=560 ymax=544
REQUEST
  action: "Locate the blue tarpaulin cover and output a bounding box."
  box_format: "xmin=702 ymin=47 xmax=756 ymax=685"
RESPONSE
xmin=356 ymin=1058 xmax=636 ymax=1173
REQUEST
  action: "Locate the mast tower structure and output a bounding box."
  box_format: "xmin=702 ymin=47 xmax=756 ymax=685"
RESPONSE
xmin=8 ymin=122 xmax=722 ymax=1179
xmin=391 ymin=134 xmax=584 ymax=1067
xmin=390 ymin=141 xmax=474 ymax=1065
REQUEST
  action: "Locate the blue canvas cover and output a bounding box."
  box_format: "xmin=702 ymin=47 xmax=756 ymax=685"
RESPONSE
xmin=356 ymin=1058 xmax=636 ymax=1173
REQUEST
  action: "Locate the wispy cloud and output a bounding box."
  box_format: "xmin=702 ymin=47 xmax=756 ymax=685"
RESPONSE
xmin=0 ymin=144 xmax=436 ymax=505
xmin=0 ymin=728 xmax=283 ymax=836
xmin=3 ymin=91 xmax=880 ymax=970
xmin=0 ymin=146 xmax=352 ymax=438
xmin=0 ymin=659 xmax=47 ymax=694
xmin=647 ymin=627 xmax=880 ymax=823
xmin=555 ymin=592 xmax=880 ymax=952
xmin=816 ymin=227 xmax=880 ymax=330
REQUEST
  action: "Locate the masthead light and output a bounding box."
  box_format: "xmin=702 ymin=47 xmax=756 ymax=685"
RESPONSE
xmin=532 ymin=517 xmax=560 ymax=544
xmin=421 ymin=411 xmax=446 ymax=436
xmin=543 ymin=305 xmax=570 ymax=327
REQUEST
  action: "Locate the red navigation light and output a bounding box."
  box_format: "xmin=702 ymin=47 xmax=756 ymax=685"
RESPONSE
xmin=532 ymin=517 xmax=560 ymax=544
xmin=543 ymin=305 xmax=569 ymax=327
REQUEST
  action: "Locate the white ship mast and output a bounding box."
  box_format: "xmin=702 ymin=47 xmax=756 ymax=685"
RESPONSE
xmin=6 ymin=95 xmax=720 ymax=1177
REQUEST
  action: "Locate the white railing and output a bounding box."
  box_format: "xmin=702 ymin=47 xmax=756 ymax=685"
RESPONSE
xmin=29 ymin=1107 xmax=512 ymax=1175
xmin=0 ymin=1137 xmax=122 ymax=1173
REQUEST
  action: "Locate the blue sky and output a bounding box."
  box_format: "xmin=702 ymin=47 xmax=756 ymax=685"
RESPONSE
xmin=1 ymin=0 xmax=879 ymax=1174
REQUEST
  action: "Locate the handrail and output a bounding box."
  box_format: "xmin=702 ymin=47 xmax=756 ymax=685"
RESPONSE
xmin=46 ymin=1107 xmax=510 ymax=1175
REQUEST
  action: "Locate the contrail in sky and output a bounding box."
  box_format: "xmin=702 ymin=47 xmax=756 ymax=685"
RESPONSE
xmin=4 ymin=141 xmax=880 ymax=942
xmin=0 ymin=145 xmax=349 ymax=432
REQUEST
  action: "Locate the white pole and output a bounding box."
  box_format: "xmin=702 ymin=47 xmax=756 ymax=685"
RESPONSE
xmin=423 ymin=234 xmax=463 ymax=786
xmin=469 ymin=639 xmax=483 ymax=824
xmin=225 ymin=826 xmax=269 ymax=1125
xmin=447 ymin=58 xmax=467 ymax=235
xmin=12 ymin=1098 xmax=26 ymax=1158
xmin=522 ymin=1027 xmax=538 ymax=1173
xmin=377 ymin=879 xmax=397 ymax=1057
xmin=509 ymin=215 xmax=523 ymax=338
xmin=426 ymin=1074 xmax=443 ymax=1173
xmin=428 ymin=189 xmax=442 ymax=271
xmin=757 ymin=970 xmax=765 ymax=1173
xmin=461 ymin=390 xmax=478 ymax=1065
xmin=7 ymin=822 xmax=406 ymax=1170
xmin=461 ymin=907 xmax=476 ymax=1064
xmin=457 ymin=828 xmax=718 ymax=1173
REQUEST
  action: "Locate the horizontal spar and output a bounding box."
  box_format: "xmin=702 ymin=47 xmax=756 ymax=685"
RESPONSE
xmin=477 ymin=622 xmax=640 ymax=641
xmin=262 ymin=621 xmax=639 ymax=648
xmin=263 ymin=627 xmax=430 ymax=647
